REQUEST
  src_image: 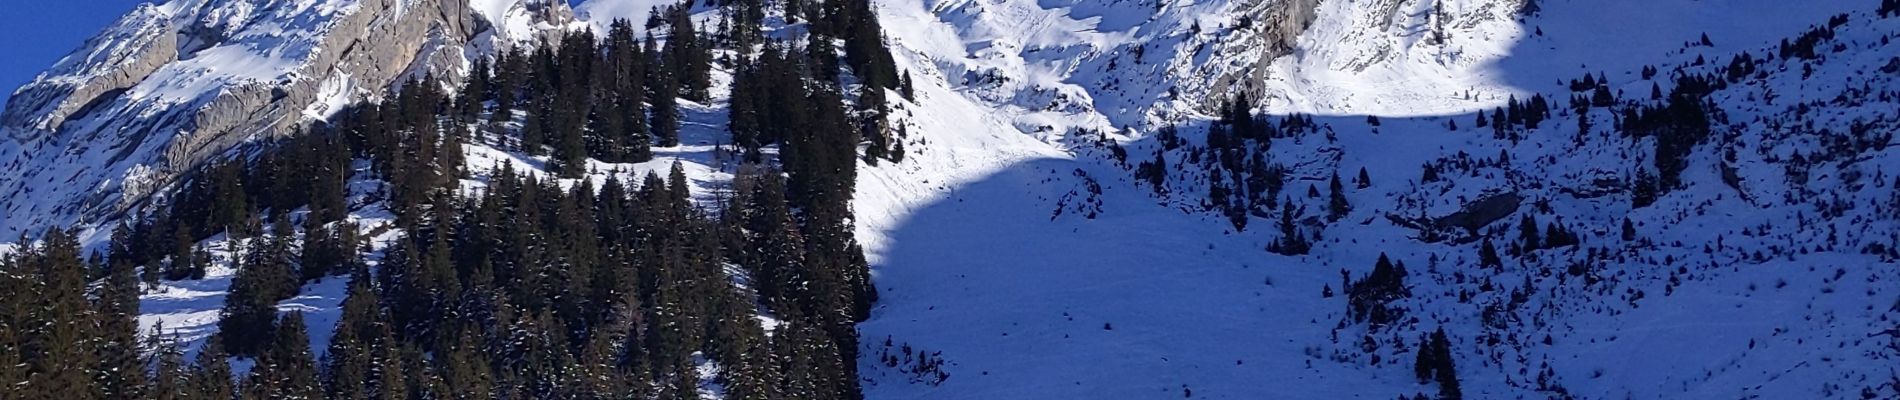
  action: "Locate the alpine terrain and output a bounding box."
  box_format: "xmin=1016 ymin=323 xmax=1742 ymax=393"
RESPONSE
xmin=0 ymin=0 xmax=1897 ymax=399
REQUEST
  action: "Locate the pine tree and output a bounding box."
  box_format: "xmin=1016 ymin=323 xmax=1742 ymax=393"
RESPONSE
xmin=774 ymin=316 xmax=846 ymax=400
xmin=553 ymin=107 xmax=590 ymax=179
xmin=220 ymin=239 xmax=283 ymax=357
xmin=1268 ymin=199 xmax=1309 ymax=256
xmin=504 ymin=311 xmax=574 ymax=399
xmin=309 ymin=135 xmax=352 ymax=225
xmin=860 ymin=87 xmax=891 ymax=165
xmin=522 ymin=104 xmax=550 ymax=156
xmin=1519 ymin=213 xmax=1542 ymax=250
xmin=439 ymin=119 xmax=467 ymax=182
xmin=1347 ymin=253 xmax=1409 ymax=326
xmin=492 ymin=48 xmax=525 ymax=126
xmin=645 ymin=230 xmax=705 ymax=384
xmin=95 ymin=249 xmax=147 ymax=400
xmin=1633 ymin=169 xmax=1660 ymax=208
xmin=664 ymin=2 xmax=712 ymax=102
xmin=1136 ymin=148 xmax=1168 ymax=195
xmin=1327 ymin=172 xmax=1351 ymax=221
xmin=1479 ymin=239 xmax=1503 ymax=270
xmin=743 ymin=170 xmax=807 ymax=313
xmin=841 ymin=0 xmax=899 ymax=90
xmin=1414 ymin=334 xmax=1437 ymax=383
xmin=461 ymin=58 xmax=492 ymax=121
xmin=440 ymin=329 xmax=497 ymax=399
xmin=323 ymin=270 xmax=384 ymax=400
xmin=185 ymin=243 xmax=212 ymax=281
xmin=210 ymin=161 xmax=253 ymax=238
xmin=148 ymin=326 xmax=189 ymax=400
xmin=577 ymin=328 xmax=635 ymax=398
xmin=710 ymin=286 xmax=778 ymax=400
xmin=417 ymin=228 xmax=462 ymax=345
xmin=115 ymin=223 xmax=160 ymax=288
xmin=1428 ymin=0 xmax=1449 ymax=44
xmin=245 ymin=312 xmax=321 ymax=400
xmin=607 ymin=19 xmax=653 ymax=163
xmin=0 ymin=251 xmax=26 ymax=399
xmin=652 ymin=69 xmax=683 ymax=148
xmin=899 ymin=70 xmax=915 ymax=100
xmin=400 ymin=343 xmax=440 ymax=398
xmin=1424 ymin=328 xmax=1462 ymax=399
xmin=302 ymin=223 xmax=336 ymax=283
xmin=189 ymin=339 xmax=236 ymax=400
xmin=21 ymin=228 xmax=103 ymax=400
xmin=729 ymin=62 xmax=764 ymax=161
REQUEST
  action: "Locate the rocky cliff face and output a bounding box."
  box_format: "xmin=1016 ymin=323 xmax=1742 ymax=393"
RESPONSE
xmin=0 ymin=0 xmax=574 ymax=237
xmin=1201 ymin=0 xmax=1320 ymax=111
xmin=1 ymin=5 xmax=177 ymax=138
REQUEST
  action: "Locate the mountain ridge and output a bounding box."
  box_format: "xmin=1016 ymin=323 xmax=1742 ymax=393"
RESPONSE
xmin=0 ymin=0 xmax=577 ymax=239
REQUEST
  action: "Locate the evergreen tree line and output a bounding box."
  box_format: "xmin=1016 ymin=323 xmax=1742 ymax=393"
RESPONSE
xmin=1778 ymin=16 xmax=1849 ymax=62
xmin=1181 ymin=94 xmax=1315 ymax=232
xmin=726 ymin=0 xmax=909 ymax=167
xmin=0 ymin=162 xmax=870 ymax=400
xmin=281 ymin=159 xmax=871 ymax=400
xmin=1125 ymin=94 xmax=1351 ymax=254
xmin=0 ymin=104 xmax=871 ymax=400
xmin=477 ymin=16 xmax=682 ymax=178
xmin=188 ymin=156 xmax=872 ymax=400
xmin=0 ymin=229 xmax=149 ymax=399
xmin=1620 ymin=74 xmax=1718 ymax=206
xmin=1564 ymin=72 xmax=1619 ymax=110
xmin=1411 ymin=328 xmax=1461 ymax=400
xmin=0 ymin=0 xmax=907 ymax=397
xmin=1510 ymin=213 xmax=1581 ymax=255
xmin=1481 ymin=94 xmax=1553 ymax=142
xmin=1343 ymin=253 xmax=1410 ymax=327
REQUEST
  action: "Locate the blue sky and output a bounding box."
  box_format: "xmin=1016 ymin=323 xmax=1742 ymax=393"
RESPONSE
xmin=0 ymin=1 xmax=147 ymax=106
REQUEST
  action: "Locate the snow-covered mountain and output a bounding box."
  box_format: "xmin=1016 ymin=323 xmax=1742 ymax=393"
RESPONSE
xmin=0 ymin=0 xmax=578 ymax=238
xmin=3 ymin=0 xmax=1897 ymax=398
xmin=851 ymin=0 xmax=1900 ymax=398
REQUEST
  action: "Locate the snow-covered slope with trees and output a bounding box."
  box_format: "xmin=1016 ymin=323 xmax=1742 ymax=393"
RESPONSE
xmin=848 ymin=0 xmax=1900 ymax=398
xmin=1 ymin=0 xmax=1897 ymax=399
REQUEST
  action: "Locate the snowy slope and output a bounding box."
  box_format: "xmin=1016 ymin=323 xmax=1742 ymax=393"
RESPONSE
xmin=848 ymin=0 xmax=1900 ymax=398
xmin=5 ymin=0 xmax=1898 ymax=398
xmin=573 ymin=0 xmax=670 ymax=34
